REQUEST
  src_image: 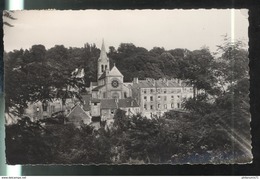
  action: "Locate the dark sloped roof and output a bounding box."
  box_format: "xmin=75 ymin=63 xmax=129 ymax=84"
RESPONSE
xmin=91 ymin=98 xmax=101 ymax=103
xmin=98 ymin=71 xmax=107 ymax=80
xmin=118 ymin=98 xmax=139 ymax=108
xmin=67 ymin=105 xmax=91 ymax=122
xmin=101 ymin=99 xmax=117 ymax=109
xmin=92 ymin=85 xmax=105 ymax=91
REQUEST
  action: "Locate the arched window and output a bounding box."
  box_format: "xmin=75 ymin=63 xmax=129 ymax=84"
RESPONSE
xmin=101 ymin=65 xmax=104 ymax=72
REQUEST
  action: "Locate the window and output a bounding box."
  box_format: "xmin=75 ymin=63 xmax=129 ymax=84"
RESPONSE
xmin=171 ymin=95 xmax=174 ymax=99
xmin=158 ymin=96 xmax=161 ymax=100
xmin=164 ymin=89 xmax=167 ymax=94
xmin=124 ymin=92 xmax=127 ymax=98
xmin=103 ymin=92 xmax=106 ymax=98
xmin=164 ymin=104 xmax=167 ymax=109
xmin=150 ymin=96 xmax=153 ymax=101
xmin=101 ymin=65 xmax=104 ymax=72
xmin=144 ymin=104 xmax=147 ymax=110
xmin=151 ymin=105 xmax=153 ymax=110
xmin=144 ymin=89 xmax=147 ymax=94
xmin=164 ymin=96 xmax=167 ymax=101
xmin=157 ymin=104 xmax=161 ymax=109
xmin=144 ymin=96 xmax=147 ymax=101
xmin=177 ymin=103 xmax=180 ymax=108
xmin=171 ymin=103 xmax=174 ymax=108
xmin=150 ymin=89 xmax=154 ymax=93
xmin=94 ymin=102 xmax=97 ymax=106
xmin=111 ymin=110 xmax=114 ymax=114
xmin=105 ymin=65 xmax=107 ymax=70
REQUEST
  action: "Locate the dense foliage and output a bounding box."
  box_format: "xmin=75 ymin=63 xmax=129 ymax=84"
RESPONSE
xmin=5 ymin=38 xmax=251 ymax=164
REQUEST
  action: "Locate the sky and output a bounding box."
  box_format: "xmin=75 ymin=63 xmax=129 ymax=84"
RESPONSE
xmin=3 ymin=9 xmax=248 ymax=53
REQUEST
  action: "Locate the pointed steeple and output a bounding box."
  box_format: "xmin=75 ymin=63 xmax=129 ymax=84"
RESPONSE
xmin=99 ymin=39 xmax=108 ymax=60
xmin=97 ymin=39 xmax=110 ymax=81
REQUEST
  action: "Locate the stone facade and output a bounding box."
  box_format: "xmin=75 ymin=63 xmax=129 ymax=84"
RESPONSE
xmin=131 ymin=78 xmax=193 ymax=118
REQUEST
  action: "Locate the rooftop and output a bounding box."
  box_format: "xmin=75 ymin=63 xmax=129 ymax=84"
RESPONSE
xmin=98 ymin=71 xmax=107 ymax=80
xmin=118 ymin=98 xmax=139 ymax=108
xmin=101 ymin=99 xmax=117 ymax=109
xmin=109 ymin=65 xmax=123 ymax=77
xmin=132 ymin=78 xmax=190 ymax=88
xmin=92 ymin=85 xmax=105 ymax=91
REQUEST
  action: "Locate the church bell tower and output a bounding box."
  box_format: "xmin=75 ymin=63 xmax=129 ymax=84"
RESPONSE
xmin=97 ymin=39 xmax=110 ymax=81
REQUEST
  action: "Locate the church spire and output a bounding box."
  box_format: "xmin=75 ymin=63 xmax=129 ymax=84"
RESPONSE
xmin=99 ymin=38 xmax=108 ymax=60
xmin=97 ymin=39 xmax=110 ymax=81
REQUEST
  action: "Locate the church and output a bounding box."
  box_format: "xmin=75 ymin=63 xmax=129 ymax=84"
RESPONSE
xmin=88 ymin=40 xmax=140 ymax=124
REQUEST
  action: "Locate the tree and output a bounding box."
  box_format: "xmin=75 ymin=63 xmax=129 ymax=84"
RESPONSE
xmin=177 ymin=48 xmax=219 ymax=98
xmin=5 ymin=45 xmax=84 ymax=117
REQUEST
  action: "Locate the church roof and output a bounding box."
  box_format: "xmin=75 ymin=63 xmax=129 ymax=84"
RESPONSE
xmin=118 ymin=98 xmax=139 ymax=108
xmin=98 ymin=71 xmax=107 ymax=80
xmin=92 ymin=85 xmax=105 ymax=91
xmin=101 ymin=99 xmax=118 ymax=109
xmin=109 ymin=65 xmax=123 ymax=77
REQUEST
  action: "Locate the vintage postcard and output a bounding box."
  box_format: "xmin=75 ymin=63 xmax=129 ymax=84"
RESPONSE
xmin=3 ymin=9 xmax=252 ymax=164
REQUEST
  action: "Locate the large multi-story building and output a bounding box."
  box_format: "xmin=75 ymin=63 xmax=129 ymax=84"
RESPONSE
xmin=131 ymin=78 xmax=193 ymax=118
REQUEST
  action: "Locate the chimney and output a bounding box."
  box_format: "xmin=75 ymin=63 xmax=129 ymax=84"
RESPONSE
xmin=133 ymin=77 xmax=139 ymax=84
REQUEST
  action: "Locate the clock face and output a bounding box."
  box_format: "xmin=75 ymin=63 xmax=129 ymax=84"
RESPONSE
xmin=111 ymin=79 xmax=119 ymax=88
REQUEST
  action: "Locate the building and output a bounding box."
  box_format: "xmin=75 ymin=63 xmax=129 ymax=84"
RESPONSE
xmin=131 ymin=78 xmax=193 ymax=118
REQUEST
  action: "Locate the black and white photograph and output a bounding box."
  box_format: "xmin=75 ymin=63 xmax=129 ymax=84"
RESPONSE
xmin=3 ymin=9 xmax=251 ymax=165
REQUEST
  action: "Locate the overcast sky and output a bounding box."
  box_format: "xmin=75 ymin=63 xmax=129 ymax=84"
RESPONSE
xmin=4 ymin=9 xmax=248 ymax=53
